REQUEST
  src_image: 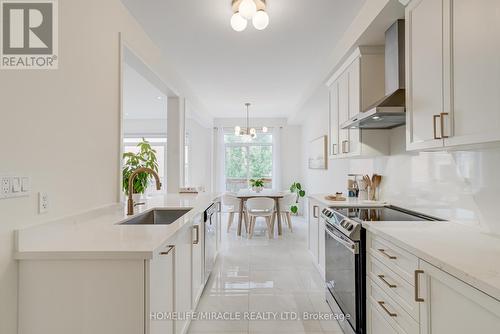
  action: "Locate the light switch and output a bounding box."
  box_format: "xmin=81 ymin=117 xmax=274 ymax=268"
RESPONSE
xmin=12 ymin=177 xmax=21 ymax=193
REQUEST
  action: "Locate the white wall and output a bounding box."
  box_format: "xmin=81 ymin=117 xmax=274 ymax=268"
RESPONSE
xmin=281 ymin=125 xmax=302 ymax=190
xmin=185 ymin=117 xmax=212 ymax=191
xmin=0 ymin=1 xmax=187 ymax=333
xmin=299 ymin=86 xmax=500 ymax=235
xmin=124 ymin=119 xmax=167 ymax=135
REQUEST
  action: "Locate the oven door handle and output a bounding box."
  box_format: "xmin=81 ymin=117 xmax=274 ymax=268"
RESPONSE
xmin=325 ymin=228 xmax=358 ymax=254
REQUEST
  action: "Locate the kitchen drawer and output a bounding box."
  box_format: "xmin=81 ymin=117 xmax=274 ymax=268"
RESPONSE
xmin=367 ymin=278 xmax=419 ymax=334
xmin=368 ymin=233 xmax=418 ymax=284
xmin=367 ymin=297 xmax=398 ymax=334
xmin=367 ymin=255 xmax=419 ymax=321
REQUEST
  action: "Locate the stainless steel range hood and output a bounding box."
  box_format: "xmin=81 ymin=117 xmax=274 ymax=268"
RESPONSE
xmin=342 ymin=20 xmax=406 ymax=130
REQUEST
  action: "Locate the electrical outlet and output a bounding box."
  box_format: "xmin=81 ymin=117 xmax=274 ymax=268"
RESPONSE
xmin=39 ymin=192 xmax=49 ymax=214
xmin=1 ymin=177 xmax=10 ymax=195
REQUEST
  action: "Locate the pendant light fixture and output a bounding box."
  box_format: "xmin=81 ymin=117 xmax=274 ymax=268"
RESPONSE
xmin=235 ymin=103 xmax=266 ymax=141
xmin=230 ymin=0 xmax=269 ymax=32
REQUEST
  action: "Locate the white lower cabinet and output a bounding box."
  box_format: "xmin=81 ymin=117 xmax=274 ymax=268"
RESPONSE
xmin=418 ymin=260 xmax=500 ymax=334
xmin=308 ymin=198 xmax=325 ymax=277
xmin=173 ymin=223 xmax=194 ymax=334
xmin=191 ymin=214 xmax=204 ymax=306
xmin=148 ymin=245 xmax=176 ymax=334
xmin=308 ymin=199 xmax=320 ymax=264
xmin=367 ymin=232 xmax=500 ymax=334
xmin=18 ymin=210 xmax=216 ymax=334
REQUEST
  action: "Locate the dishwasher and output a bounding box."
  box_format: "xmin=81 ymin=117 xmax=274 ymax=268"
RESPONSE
xmin=203 ymin=202 xmax=219 ymax=284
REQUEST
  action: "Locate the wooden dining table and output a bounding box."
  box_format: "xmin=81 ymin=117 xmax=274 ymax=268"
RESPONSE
xmin=235 ymin=189 xmax=285 ymax=237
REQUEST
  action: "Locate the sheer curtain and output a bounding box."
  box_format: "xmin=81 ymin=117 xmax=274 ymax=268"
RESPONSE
xmin=215 ymin=127 xmax=226 ymax=193
xmin=272 ymin=127 xmax=282 ymax=191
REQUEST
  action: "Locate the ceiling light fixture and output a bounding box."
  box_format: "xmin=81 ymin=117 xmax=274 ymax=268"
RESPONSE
xmin=235 ymin=103 xmax=265 ymax=141
xmin=230 ymin=0 xmax=269 ymax=32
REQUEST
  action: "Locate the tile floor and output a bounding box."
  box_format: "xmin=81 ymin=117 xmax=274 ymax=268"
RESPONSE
xmin=187 ymin=214 xmax=344 ymax=334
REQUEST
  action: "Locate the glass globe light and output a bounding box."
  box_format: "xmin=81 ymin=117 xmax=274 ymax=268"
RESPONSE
xmin=239 ymin=0 xmax=257 ymax=19
xmin=252 ymin=10 xmax=269 ymax=30
xmin=262 ymin=126 xmax=268 ymax=133
xmin=230 ymin=12 xmax=247 ymax=32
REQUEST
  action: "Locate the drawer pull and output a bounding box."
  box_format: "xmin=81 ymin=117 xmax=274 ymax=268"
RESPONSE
xmin=378 ymin=274 xmax=397 ymax=288
xmin=414 ymin=270 xmax=425 ymax=302
xmin=377 ymin=301 xmax=397 ymax=317
xmin=378 ymin=248 xmax=397 ymax=260
xmin=160 ymin=245 xmax=175 ymax=255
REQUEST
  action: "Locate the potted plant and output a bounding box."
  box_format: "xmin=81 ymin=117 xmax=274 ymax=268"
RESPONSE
xmin=290 ymin=182 xmax=306 ymax=214
xmin=122 ymin=138 xmax=159 ymax=201
xmin=249 ymin=178 xmax=264 ymax=193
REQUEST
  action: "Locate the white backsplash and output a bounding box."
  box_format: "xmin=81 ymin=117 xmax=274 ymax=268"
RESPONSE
xmin=304 ymin=125 xmax=500 ymax=235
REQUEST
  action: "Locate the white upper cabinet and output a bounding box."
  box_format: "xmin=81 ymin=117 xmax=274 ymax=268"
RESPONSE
xmin=444 ymin=0 xmax=500 ymax=147
xmin=406 ymin=0 xmax=500 ymax=150
xmin=329 ymin=82 xmax=340 ymax=156
xmin=405 ymin=0 xmax=445 ymax=150
xmin=327 ymin=47 xmax=389 ymax=159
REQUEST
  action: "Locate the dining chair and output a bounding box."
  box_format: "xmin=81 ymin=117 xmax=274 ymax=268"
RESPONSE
xmin=245 ymin=197 xmax=275 ymax=239
xmin=222 ymin=192 xmax=247 ymax=233
xmin=277 ymin=192 xmax=297 ymax=232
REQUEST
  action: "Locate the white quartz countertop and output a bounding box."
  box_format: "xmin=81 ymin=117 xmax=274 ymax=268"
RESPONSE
xmin=15 ymin=193 xmax=220 ymax=260
xmin=363 ymin=220 xmax=500 ymax=301
xmin=309 ymin=194 xmax=388 ymax=208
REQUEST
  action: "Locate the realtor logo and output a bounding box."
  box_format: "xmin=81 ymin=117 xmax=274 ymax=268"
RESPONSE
xmin=1 ymin=0 xmax=58 ymax=69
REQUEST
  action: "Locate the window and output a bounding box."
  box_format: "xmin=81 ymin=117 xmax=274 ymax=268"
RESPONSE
xmin=123 ymin=137 xmax=167 ymax=193
xmin=224 ymin=132 xmax=273 ymax=192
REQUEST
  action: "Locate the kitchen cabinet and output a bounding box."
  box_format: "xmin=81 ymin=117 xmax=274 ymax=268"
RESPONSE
xmin=418 ymin=260 xmax=500 ymax=334
xmin=191 ymin=213 xmax=204 ymax=306
xmin=174 ymin=223 xmax=193 ymax=334
xmin=405 ymin=0 xmax=445 ymax=150
xmin=308 ymin=199 xmax=320 ymax=265
xmin=329 ymin=82 xmax=340 ymax=155
xmin=148 ymin=245 xmax=176 ymax=334
xmin=406 ymin=0 xmax=500 ymax=150
xmin=327 ymin=47 xmax=389 ymax=159
xmin=366 ymin=232 xmax=500 ymax=334
xmin=307 ymin=198 xmax=326 ymax=278
xmin=18 ymin=203 xmax=218 ymax=334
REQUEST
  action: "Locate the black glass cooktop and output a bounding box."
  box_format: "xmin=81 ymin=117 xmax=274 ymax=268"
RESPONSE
xmin=334 ymin=205 xmax=443 ymax=222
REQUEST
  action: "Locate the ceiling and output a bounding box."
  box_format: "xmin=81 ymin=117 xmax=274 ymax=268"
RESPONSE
xmin=123 ymin=63 xmax=167 ymax=120
xmin=121 ymin=0 xmax=366 ymax=118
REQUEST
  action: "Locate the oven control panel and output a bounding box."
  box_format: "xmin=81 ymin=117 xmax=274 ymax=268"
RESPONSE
xmin=321 ymin=207 xmax=361 ymax=240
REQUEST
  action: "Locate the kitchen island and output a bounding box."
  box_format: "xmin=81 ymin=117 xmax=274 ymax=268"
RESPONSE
xmin=15 ymin=193 xmax=221 ymax=334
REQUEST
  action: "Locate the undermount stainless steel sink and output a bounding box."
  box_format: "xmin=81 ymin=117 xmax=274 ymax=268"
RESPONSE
xmin=120 ymin=209 xmax=192 ymax=225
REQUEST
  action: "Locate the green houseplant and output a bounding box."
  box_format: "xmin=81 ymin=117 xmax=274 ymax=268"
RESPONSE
xmin=122 ymin=138 xmax=159 ymax=196
xmin=249 ymin=178 xmax=264 ymax=193
xmin=289 ymin=182 xmax=306 ymax=214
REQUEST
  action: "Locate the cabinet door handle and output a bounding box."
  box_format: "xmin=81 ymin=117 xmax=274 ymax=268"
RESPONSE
xmin=377 ymin=301 xmax=397 ymax=317
xmin=414 ymin=270 xmax=425 ymax=302
xmin=332 ymin=143 xmax=337 ymax=155
xmin=342 ymin=140 xmax=349 ymax=153
xmin=160 ymin=245 xmax=175 ymax=255
xmin=433 ymin=114 xmax=442 ymax=139
xmin=313 ymin=205 xmax=319 ymax=218
xmin=378 ymin=274 xmax=397 ymax=288
xmin=193 ymin=225 xmax=200 ymax=245
xmin=440 ymin=112 xmax=449 ymax=138
xmin=378 ymin=248 xmax=397 ymax=260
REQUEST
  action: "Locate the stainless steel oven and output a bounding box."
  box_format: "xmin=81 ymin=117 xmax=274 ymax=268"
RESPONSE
xmin=322 ymin=208 xmax=364 ymax=334
xmin=322 ymin=206 xmax=443 ymax=334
